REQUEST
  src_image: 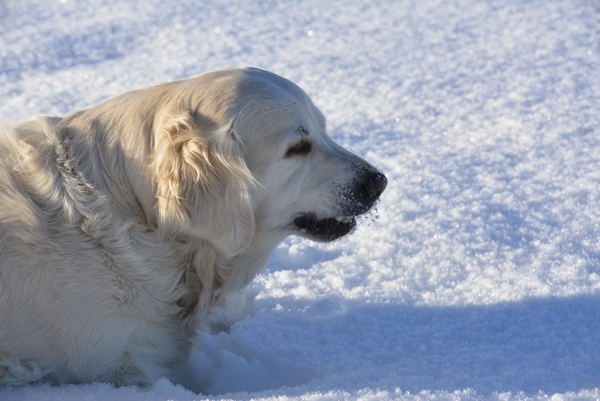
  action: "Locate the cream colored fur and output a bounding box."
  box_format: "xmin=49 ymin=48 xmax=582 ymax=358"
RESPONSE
xmin=0 ymin=67 xmax=384 ymax=388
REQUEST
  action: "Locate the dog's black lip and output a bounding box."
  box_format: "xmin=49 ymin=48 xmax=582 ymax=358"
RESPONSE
xmin=293 ymin=213 xmax=357 ymax=242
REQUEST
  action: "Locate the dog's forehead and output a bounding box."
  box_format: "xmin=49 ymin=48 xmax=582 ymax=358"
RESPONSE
xmin=186 ymin=68 xmax=327 ymax=143
xmin=238 ymin=70 xmax=326 ymax=127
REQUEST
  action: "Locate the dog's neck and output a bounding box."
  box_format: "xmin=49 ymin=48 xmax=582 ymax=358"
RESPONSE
xmin=59 ymin=86 xmax=169 ymax=228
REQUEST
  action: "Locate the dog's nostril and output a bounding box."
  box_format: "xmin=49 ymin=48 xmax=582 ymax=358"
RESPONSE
xmin=365 ymin=172 xmax=387 ymax=199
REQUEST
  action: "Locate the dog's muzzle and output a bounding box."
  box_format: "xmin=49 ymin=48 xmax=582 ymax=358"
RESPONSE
xmin=294 ymin=169 xmax=387 ymax=242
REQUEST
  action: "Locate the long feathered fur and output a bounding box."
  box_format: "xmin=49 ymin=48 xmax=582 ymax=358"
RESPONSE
xmin=0 ymin=73 xmax=257 ymax=387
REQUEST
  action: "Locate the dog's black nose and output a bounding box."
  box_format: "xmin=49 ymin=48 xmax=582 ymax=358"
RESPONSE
xmin=341 ymin=168 xmax=388 ymax=216
xmin=365 ymin=171 xmax=387 ymax=200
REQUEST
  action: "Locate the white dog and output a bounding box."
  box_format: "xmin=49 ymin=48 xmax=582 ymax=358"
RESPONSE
xmin=0 ymin=67 xmax=386 ymax=388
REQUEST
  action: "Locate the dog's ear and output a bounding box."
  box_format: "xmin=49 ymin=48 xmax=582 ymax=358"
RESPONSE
xmin=154 ymin=108 xmax=255 ymax=256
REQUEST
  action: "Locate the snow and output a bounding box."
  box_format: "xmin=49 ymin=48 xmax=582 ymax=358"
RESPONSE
xmin=1 ymin=0 xmax=600 ymax=399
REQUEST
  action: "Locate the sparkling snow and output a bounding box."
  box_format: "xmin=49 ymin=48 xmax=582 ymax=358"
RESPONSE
xmin=1 ymin=0 xmax=600 ymax=400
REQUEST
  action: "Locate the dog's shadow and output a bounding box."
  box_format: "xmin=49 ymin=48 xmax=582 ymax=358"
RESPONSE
xmin=189 ymin=293 xmax=600 ymax=396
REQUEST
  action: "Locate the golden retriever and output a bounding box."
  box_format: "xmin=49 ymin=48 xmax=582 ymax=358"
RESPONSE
xmin=0 ymin=67 xmax=386 ymax=388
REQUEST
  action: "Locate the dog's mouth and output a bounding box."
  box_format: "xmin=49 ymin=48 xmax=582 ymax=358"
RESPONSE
xmin=293 ymin=213 xmax=357 ymax=242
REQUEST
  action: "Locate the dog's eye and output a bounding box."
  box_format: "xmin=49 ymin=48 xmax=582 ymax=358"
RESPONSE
xmin=285 ymin=140 xmax=312 ymax=157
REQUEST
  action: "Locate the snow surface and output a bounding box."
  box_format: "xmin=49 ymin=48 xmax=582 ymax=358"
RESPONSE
xmin=1 ymin=0 xmax=600 ymax=400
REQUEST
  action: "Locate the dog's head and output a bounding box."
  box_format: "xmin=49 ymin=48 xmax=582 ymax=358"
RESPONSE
xmin=153 ymin=67 xmax=386 ymax=256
